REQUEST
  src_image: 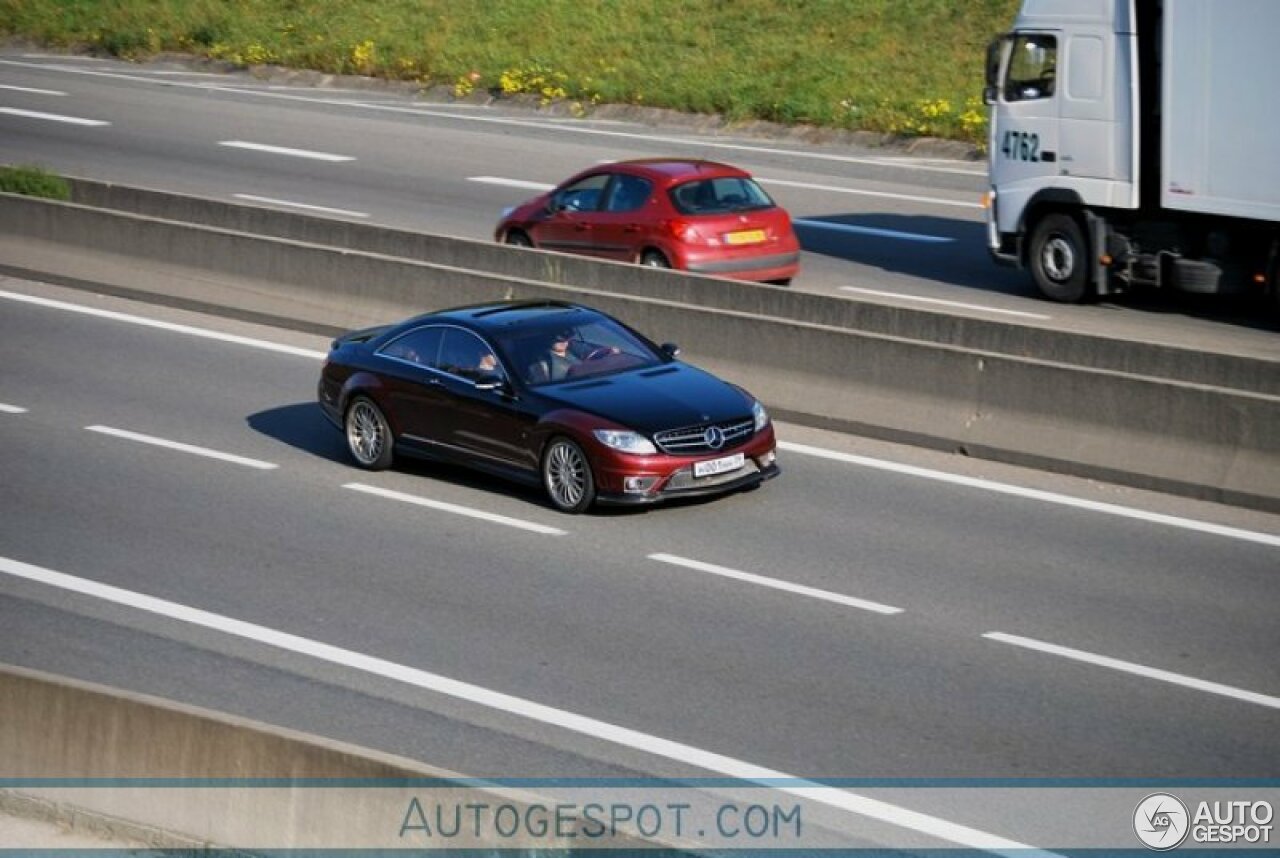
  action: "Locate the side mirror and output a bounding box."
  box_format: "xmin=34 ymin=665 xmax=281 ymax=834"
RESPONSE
xmin=660 ymin=342 xmax=681 ymax=359
xmin=982 ymin=84 xmax=998 ymax=106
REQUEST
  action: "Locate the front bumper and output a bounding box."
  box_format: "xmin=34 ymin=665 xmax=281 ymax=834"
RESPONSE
xmin=595 ymin=460 xmax=780 ymax=506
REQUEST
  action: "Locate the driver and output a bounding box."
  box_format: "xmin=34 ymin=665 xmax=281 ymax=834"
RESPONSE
xmin=544 ymin=330 xmax=580 ymax=381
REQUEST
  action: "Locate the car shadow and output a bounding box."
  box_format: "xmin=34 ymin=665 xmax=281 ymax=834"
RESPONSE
xmin=795 ymin=213 xmax=1280 ymax=332
xmin=245 ymin=401 xmax=687 ymax=517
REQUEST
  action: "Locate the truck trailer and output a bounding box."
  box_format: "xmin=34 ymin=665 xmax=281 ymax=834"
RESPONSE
xmin=984 ymin=0 xmax=1280 ymax=305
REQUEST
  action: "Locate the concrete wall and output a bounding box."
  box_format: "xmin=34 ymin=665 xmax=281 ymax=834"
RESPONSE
xmin=0 ymin=665 xmax=659 ymax=851
xmin=2 ymin=191 xmax=1277 ymax=510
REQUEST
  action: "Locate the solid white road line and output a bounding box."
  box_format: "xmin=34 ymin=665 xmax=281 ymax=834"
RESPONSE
xmin=0 ymin=84 xmax=67 ymax=96
xmin=232 ymin=193 xmax=369 ymax=218
xmin=839 ymin=286 xmax=1053 ymax=320
xmin=468 ymin=176 xmax=557 ymax=192
xmin=0 ymin=403 xmax=29 ymax=414
xmin=984 ymin=632 xmax=1280 ymax=710
xmin=0 ymin=107 xmax=108 ymax=126
xmin=0 ymin=553 xmax=1051 ymax=857
xmin=343 ymin=483 xmax=567 ymax=536
xmin=86 ymin=425 xmax=278 ymax=470
xmin=218 ymin=140 xmax=355 ymax=162
xmin=759 ymin=177 xmax=982 ymax=209
xmin=649 ymin=553 xmax=902 ymax=615
xmin=794 ymin=218 xmax=953 ymax=244
xmin=0 ymin=290 xmax=328 ymax=360
xmin=777 ymin=441 xmax=1280 ymax=549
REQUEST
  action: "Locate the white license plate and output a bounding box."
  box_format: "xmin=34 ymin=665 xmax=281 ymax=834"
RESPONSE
xmin=694 ymin=452 xmax=745 ymax=478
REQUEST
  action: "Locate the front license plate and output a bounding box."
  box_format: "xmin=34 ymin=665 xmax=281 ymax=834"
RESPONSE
xmin=694 ymin=452 xmax=746 ymax=478
xmin=725 ymin=229 xmax=766 ymax=246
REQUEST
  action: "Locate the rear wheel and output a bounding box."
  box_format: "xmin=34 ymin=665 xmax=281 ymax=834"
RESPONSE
xmin=1029 ymin=213 xmax=1091 ymax=303
xmin=542 ymin=437 xmax=595 ymax=513
xmin=345 ymin=396 xmax=394 ymax=470
xmin=640 ymin=249 xmax=671 ymax=269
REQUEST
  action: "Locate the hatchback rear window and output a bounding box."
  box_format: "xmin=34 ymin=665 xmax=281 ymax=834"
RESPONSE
xmin=669 ymin=177 xmax=774 ymax=215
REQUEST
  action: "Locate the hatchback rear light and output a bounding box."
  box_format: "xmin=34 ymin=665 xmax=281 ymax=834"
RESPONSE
xmin=667 ymin=219 xmax=713 ymax=245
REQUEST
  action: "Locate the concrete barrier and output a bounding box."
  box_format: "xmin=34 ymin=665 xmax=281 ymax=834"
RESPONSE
xmin=66 ymin=177 xmax=1280 ymax=396
xmin=2 ymin=191 xmax=1277 ymax=510
xmin=0 ymin=664 xmax=660 ymax=852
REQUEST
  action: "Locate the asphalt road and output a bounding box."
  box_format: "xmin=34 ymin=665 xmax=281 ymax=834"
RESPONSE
xmin=0 ymin=278 xmax=1276 ymax=849
xmin=1 ymin=48 xmax=1277 ymax=350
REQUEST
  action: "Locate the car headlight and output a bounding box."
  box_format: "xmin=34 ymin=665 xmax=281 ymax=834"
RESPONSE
xmin=592 ymin=429 xmax=657 ymax=455
xmin=500 ymin=205 xmax=515 ymax=218
xmin=752 ymin=399 xmax=770 ymax=432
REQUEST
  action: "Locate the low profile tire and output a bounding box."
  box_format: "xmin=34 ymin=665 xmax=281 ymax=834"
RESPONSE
xmin=542 ymin=437 xmax=595 ymax=514
xmin=640 ymin=249 xmax=671 ymax=269
xmin=504 ymin=230 xmax=533 ymax=247
xmin=1029 ymin=213 xmax=1091 ymax=303
xmin=345 ymin=396 xmax=394 ymax=470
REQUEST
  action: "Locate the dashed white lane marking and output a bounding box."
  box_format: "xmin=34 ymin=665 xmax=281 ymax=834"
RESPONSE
xmin=984 ymin=632 xmax=1280 ymax=709
xmin=0 ymin=403 xmax=30 ymax=414
xmin=232 ymin=193 xmax=369 ymax=218
xmin=469 ymin=176 xmax=556 ymax=192
xmin=649 ymin=553 xmax=902 ymax=615
xmin=777 ymin=441 xmax=1280 ymax=549
xmin=839 ymin=286 xmax=1053 ymax=320
xmin=0 ymin=553 xmax=1053 ymax=857
xmin=218 ymin=140 xmax=355 ymax=162
xmin=794 ymin=218 xmax=953 ymax=244
xmin=0 ymin=107 xmax=107 ymax=126
xmin=86 ymin=425 xmax=278 ymax=470
xmin=759 ymin=176 xmax=982 ymax=209
xmin=0 ymin=84 xmax=67 ymax=96
xmin=344 ymin=483 xmax=567 ymax=536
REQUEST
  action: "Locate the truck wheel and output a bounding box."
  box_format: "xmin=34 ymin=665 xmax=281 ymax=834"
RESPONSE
xmin=1030 ymin=214 xmax=1092 ymax=303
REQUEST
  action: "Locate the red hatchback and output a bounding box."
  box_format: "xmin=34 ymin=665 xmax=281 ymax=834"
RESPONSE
xmin=495 ymin=159 xmax=801 ymax=285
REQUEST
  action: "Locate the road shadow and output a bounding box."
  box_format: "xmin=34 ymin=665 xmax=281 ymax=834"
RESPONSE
xmin=244 ymin=401 xmax=685 ymax=517
xmin=797 ymin=213 xmax=1280 ymax=332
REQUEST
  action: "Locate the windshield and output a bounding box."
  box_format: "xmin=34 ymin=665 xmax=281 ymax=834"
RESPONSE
xmin=494 ymin=315 xmax=664 ymax=386
xmin=669 ymin=177 xmax=774 ymax=215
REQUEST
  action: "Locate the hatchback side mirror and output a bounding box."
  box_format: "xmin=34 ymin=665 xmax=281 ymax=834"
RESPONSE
xmin=660 ymin=342 xmax=681 ymax=359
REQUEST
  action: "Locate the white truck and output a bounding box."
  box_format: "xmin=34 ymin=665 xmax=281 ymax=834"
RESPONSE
xmin=983 ymin=0 xmax=1280 ymax=304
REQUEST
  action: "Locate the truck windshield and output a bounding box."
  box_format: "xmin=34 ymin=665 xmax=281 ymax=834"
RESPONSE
xmin=1004 ymin=34 xmax=1057 ymax=102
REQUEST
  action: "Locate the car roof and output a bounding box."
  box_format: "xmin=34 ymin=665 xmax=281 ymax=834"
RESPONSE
xmin=402 ymin=300 xmax=594 ymax=333
xmin=599 ymin=159 xmax=750 ymax=184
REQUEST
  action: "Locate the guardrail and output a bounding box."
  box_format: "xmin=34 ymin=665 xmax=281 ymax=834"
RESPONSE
xmin=2 ymin=189 xmax=1277 ymax=510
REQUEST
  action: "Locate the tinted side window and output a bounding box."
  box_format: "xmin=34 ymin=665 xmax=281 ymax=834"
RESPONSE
xmin=436 ymin=328 xmax=502 ymax=381
xmin=604 ymin=175 xmax=653 ymax=212
xmin=379 ymin=326 xmax=444 ymax=367
xmin=554 ymin=174 xmax=610 ymax=212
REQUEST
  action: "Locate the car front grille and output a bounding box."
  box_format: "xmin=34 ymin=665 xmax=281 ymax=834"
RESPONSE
xmin=664 ymin=459 xmax=762 ymax=492
xmin=654 ymin=418 xmax=754 ymax=455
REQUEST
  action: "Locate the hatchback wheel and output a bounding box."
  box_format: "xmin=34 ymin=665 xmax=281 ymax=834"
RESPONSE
xmin=542 ymin=437 xmax=595 ymax=513
xmin=504 ymin=230 xmax=533 ymax=247
xmin=345 ymin=396 xmax=394 ymax=470
xmin=640 ymin=250 xmax=671 ymax=269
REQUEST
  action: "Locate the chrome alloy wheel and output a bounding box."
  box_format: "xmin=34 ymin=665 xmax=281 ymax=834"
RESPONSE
xmin=543 ymin=438 xmax=593 ymax=513
xmin=345 ymin=398 xmax=392 ymax=469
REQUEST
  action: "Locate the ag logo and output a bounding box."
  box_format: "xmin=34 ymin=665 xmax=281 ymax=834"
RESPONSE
xmin=1135 ymin=793 xmax=1190 ymax=850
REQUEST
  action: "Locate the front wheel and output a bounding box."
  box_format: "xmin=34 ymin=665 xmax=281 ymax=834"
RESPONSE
xmin=1029 ymin=213 xmax=1091 ymax=303
xmin=542 ymin=437 xmax=595 ymax=513
xmin=504 ymin=230 xmax=533 ymax=247
xmin=345 ymin=396 xmax=394 ymax=470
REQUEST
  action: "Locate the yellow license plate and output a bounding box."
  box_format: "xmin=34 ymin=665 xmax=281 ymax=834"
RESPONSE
xmin=725 ymin=229 xmax=766 ymax=245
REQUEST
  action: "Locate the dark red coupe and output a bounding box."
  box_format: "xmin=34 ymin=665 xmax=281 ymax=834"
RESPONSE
xmin=318 ymin=301 xmax=779 ymax=512
xmin=495 ymin=159 xmax=801 ymax=285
